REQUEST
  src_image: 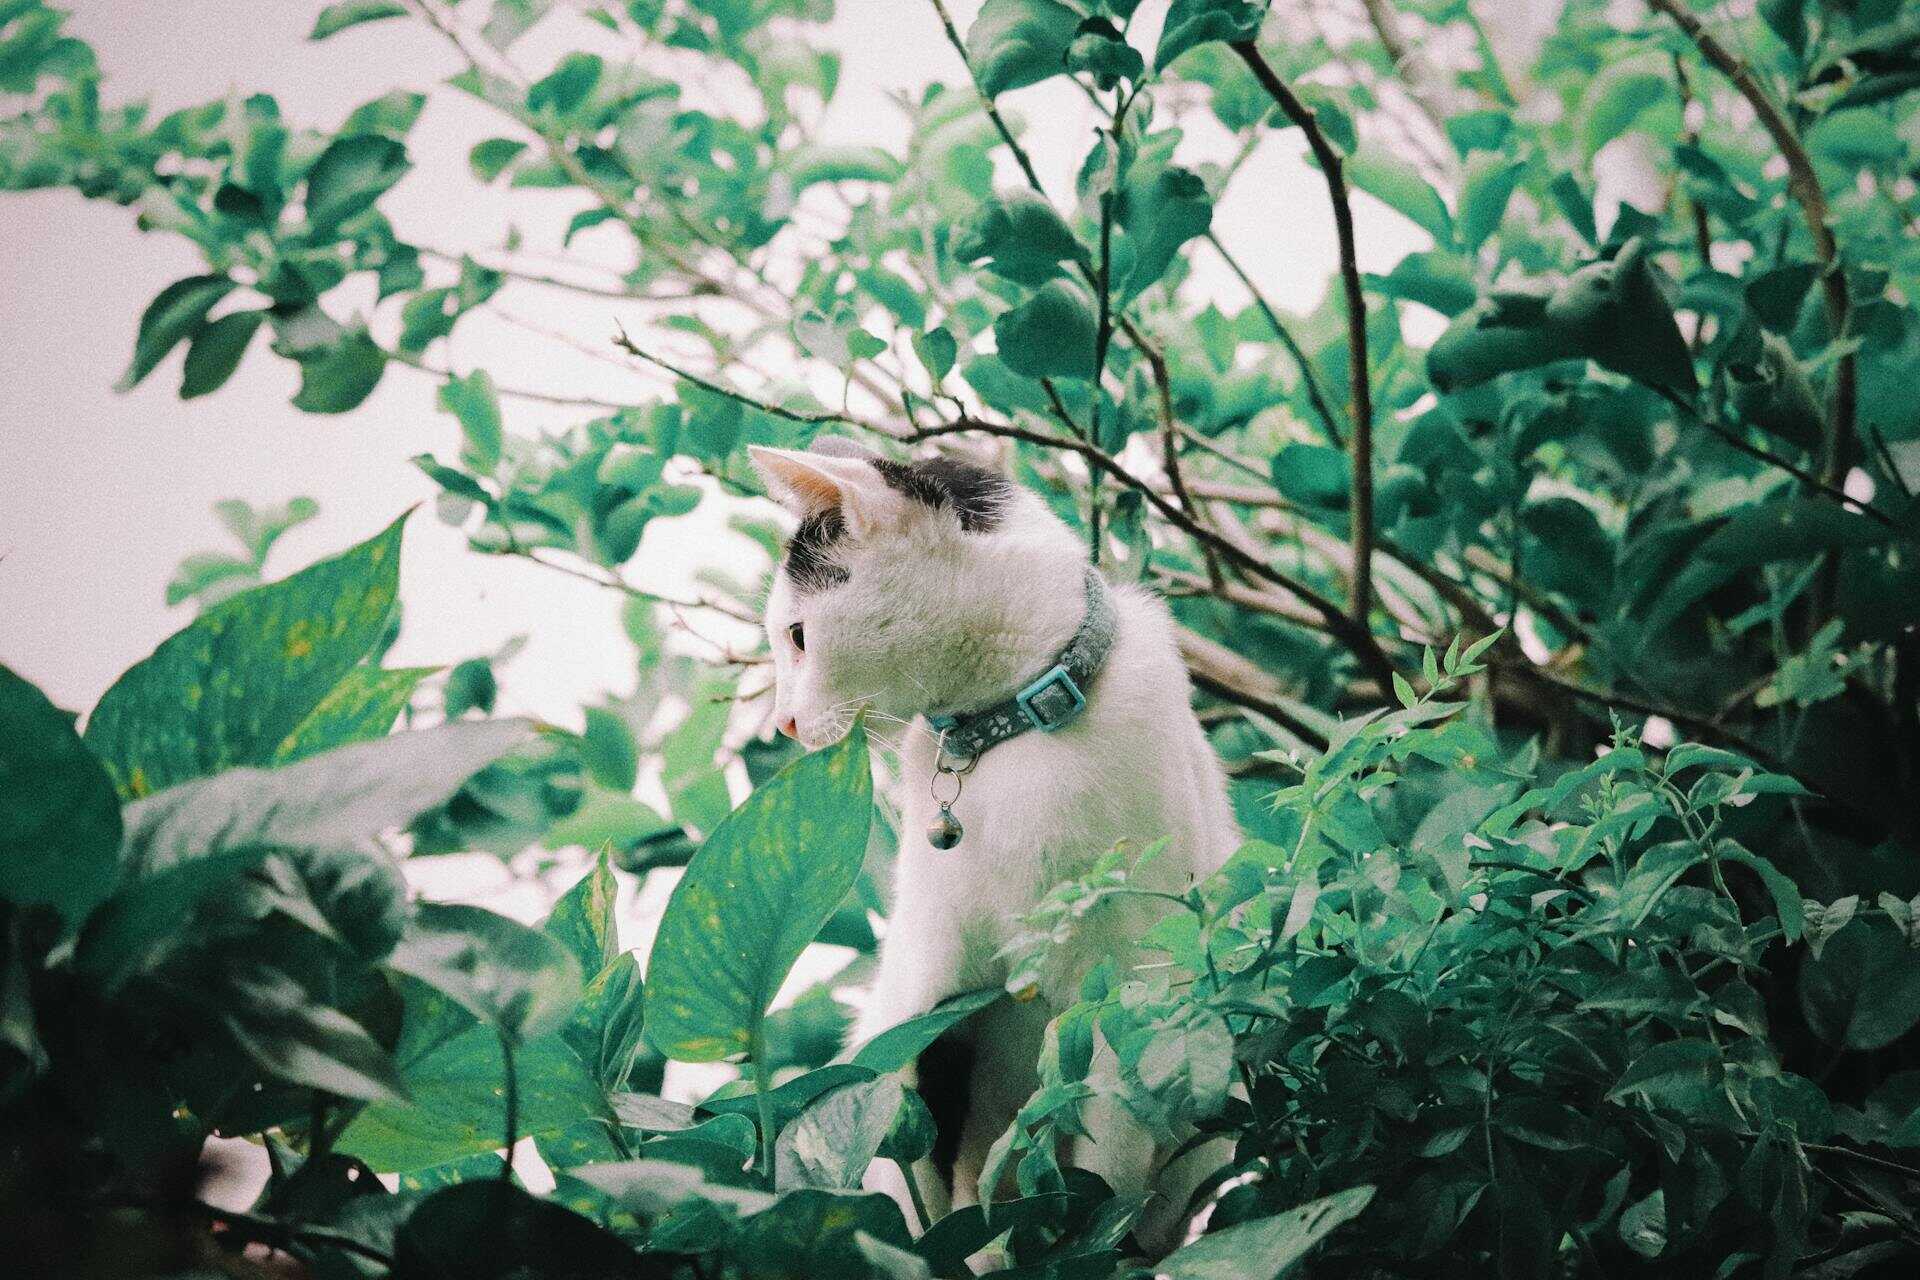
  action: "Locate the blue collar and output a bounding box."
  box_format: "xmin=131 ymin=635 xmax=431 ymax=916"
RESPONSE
xmin=927 ymin=567 xmax=1115 ymax=762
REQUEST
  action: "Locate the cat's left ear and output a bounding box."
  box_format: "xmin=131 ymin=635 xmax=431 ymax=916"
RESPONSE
xmin=748 ymin=445 xmax=907 ymax=537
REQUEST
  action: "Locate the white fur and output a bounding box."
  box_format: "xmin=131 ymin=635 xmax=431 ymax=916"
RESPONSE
xmin=749 ymin=445 xmax=1240 ymax=1248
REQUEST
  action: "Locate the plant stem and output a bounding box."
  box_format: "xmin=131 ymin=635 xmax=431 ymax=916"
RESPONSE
xmin=751 ymin=1028 xmax=777 ymax=1187
xmin=1231 ymin=41 xmax=1375 ymax=627
xmin=1204 ymin=231 xmax=1345 ymax=448
xmin=894 ymin=1158 xmax=933 ymax=1234
xmin=500 ymin=1034 xmax=519 ymax=1181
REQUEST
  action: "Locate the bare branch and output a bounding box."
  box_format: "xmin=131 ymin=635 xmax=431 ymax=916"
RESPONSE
xmin=1232 ymin=41 xmax=1376 ymax=628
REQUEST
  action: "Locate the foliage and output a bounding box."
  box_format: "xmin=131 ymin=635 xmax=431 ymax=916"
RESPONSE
xmin=5 ymin=0 xmax=1920 ymax=1277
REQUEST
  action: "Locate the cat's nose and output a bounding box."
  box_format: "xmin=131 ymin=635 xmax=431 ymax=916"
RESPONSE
xmin=776 ymin=716 xmax=798 ymax=739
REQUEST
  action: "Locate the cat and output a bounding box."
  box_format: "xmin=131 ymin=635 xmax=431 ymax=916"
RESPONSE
xmin=749 ymin=438 xmax=1241 ymax=1251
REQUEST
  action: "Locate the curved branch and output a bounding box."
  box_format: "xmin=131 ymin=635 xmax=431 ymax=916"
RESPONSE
xmin=1645 ymin=0 xmax=1854 ymax=483
xmin=1231 ymin=41 xmax=1375 ymax=628
xmin=1203 ymin=231 xmax=1345 ymax=449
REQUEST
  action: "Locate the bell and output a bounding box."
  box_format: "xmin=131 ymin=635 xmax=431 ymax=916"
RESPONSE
xmin=927 ymin=805 xmax=963 ymax=850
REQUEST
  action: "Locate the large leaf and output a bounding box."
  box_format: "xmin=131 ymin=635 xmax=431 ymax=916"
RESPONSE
xmin=848 ymin=986 xmax=1004 ymax=1072
xmin=84 ymin=514 xmax=408 ymax=796
xmin=645 ymin=722 xmax=872 ymax=1061
xmin=391 ymin=1179 xmax=649 ymax=1278
xmin=966 ymin=0 xmax=1078 ymax=97
xmin=1427 ymin=238 xmax=1695 ymax=396
xmin=387 ymin=903 xmax=582 ymax=1045
xmin=271 ymin=665 xmax=434 ymax=764
xmin=116 ymin=718 xmax=536 ymax=876
xmin=338 ymin=1025 xmax=605 ymax=1172
xmin=1161 ymin=1185 xmax=1376 ymax=1278
xmin=544 ymin=848 xmax=621 ymax=979
xmin=1696 ymin=499 xmax=1895 ymax=566
xmin=774 ymin=1077 xmax=908 ymax=1190
xmin=0 ymin=664 xmax=123 ymax=924
xmin=222 ymin=965 xmax=405 ymax=1104
xmin=1114 ymin=160 xmax=1213 ymax=300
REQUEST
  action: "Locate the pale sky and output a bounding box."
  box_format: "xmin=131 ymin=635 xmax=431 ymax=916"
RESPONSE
xmin=0 ymin=0 xmax=1440 ymax=728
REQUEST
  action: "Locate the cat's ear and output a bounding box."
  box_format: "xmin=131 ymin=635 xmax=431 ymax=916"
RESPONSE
xmin=748 ymin=445 xmax=906 ymax=536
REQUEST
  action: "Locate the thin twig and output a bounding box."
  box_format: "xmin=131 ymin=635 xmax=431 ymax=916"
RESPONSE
xmin=1204 ymin=231 xmax=1345 ymax=448
xmin=612 ymin=323 xmax=901 ymax=436
xmin=1232 ymin=41 xmax=1376 ymax=626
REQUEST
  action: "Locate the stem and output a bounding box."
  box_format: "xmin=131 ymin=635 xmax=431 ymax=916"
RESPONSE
xmin=926 ymin=0 xmax=1047 ymax=197
xmin=1205 ymin=231 xmax=1345 ymax=448
xmin=1232 ymin=42 xmax=1375 ymax=627
xmin=751 ymin=1029 xmax=778 ymax=1187
xmin=1645 ymin=0 xmax=1853 ymax=483
xmin=894 ymin=1158 xmax=933 ymax=1234
xmin=612 ymin=323 xmax=895 ymax=434
xmin=499 ymin=1034 xmax=519 ymax=1181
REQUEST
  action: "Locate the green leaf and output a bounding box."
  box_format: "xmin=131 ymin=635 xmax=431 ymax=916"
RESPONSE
xmin=1271 ymin=443 xmax=1351 ymax=510
xmin=290 ymin=327 xmax=386 ymax=414
xmin=578 ymin=707 xmax=639 ymax=792
xmin=953 ymin=190 xmax=1083 ymax=287
xmin=775 ymin=1077 xmax=906 ymax=1189
xmin=0 ymin=664 xmax=123 ymax=924
xmin=994 ymin=280 xmax=1097 ymax=380
xmin=725 ymin=1188 xmax=913 ymax=1279
xmin=1114 ymin=160 xmax=1213 ymax=300
xmin=1346 ymin=145 xmax=1453 ymax=245
xmin=223 ymin=966 xmax=405 ymax=1103
xmin=912 ymin=327 xmax=958 ymax=385
xmin=180 ymin=309 xmax=265 ymax=399
xmin=469 ymin=137 xmax=527 ymax=182
xmin=1458 ymin=152 xmax=1524 ymax=253
xmin=116 ymin=718 xmax=536 ymax=878
xmin=794 ymin=307 xmax=887 ymax=368
xmin=544 ymin=849 xmax=620 ymax=979
xmin=1160 ymin=1185 xmax=1375 ymax=1278
xmin=271 ymin=665 xmax=433 ymax=764
xmin=84 ymin=514 xmax=407 ymax=796
xmin=1606 ymin=1039 xmax=1722 ymax=1102
xmin=392 ymin=1179 xmax=646 ymax=1277
xmin=75 ymin=848 xmax=270 ymax=981
xmin=848 ymin=989 xmax=1006 ymax=1074
xmin=118 ymin=275 xmax=236 ymax=391
xmin=1579 ymin=64 xmax=1674 ymax=158
xmin=1721 ymin=848 xmax=1805 ymax=942
xmin=645 ymin=723 xmax=872 ymax=1061
xmin=1697 ymin=499 xmax=1894 ymax=566
xmin=310 ymin=0 xmax=408 ymax=40
xmin=1428 ymin=238 xmax=1695 ymax=395
xmin=1155 ymin=0 xmax=1263 ymax=72
xmin=304 ymin=133 xmax=408 ymax=234
xmin=438 ymin=369 xmax=504 ymax=474
xmin=1799 ymin=920 xmax=1920 ymax=1050
xmin=388 ymin=903 xmax=582 ymax=1045
xmin=967 ymin=0 xmax=1079 ymax=97
xmin=1067 ymin=20 xmax=1143 ymax=91
xmin=341 ymin=1023 xmax=605 ymax=1173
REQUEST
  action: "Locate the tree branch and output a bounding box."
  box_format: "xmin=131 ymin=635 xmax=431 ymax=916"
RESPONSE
xmin=904 ymin=414 xmax=1403 ymax=687
xmin=1646 ymin=0 xmax=1853 ymax=484
xmin=1204 ymin=231 xmax=1345 ymax=448
xmin=1232 ymin=41 xmax=1375 ymax=628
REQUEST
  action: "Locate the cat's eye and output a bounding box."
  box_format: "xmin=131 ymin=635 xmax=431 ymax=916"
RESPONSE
xmin=787 ymin=622 xmax=806 ymax=654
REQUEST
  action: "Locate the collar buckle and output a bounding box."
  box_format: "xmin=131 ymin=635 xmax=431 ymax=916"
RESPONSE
xmin=1016 ymin=664 xmax=1086 ymax=732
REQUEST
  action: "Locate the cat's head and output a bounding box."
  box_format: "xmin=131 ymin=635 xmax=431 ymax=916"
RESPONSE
xmin=750 ymin=439 xmax=1086 ymax=747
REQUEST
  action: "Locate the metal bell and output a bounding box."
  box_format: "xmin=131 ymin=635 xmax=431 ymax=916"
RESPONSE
xmin=927 ymin=805 xmax=963 ymax=850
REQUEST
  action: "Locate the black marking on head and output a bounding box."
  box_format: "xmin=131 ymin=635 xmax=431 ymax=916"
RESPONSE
xmin=784 ymin=507 xmax=850 ymax=593
xmin=777 ymin=454 xmax=1011 ymax=593
xmin=872 ymin=456 xmax=1012 ymax=533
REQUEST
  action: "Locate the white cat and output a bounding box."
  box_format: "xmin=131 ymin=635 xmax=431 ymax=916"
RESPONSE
xmin=749 ymin=439 xmax=1241 ymax=1249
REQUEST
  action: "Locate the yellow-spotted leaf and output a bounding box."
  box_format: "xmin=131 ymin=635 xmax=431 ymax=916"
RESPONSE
xmin=84 ymin=514 xmax=407 ymax=796
xmin=644 ymin=722 xmax=871 ymax=1062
